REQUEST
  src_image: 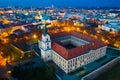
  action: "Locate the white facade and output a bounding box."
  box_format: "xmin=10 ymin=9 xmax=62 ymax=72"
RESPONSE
xmin=39 ymin=33 xmax=107 ymax=73
xmin=39 ymin=34 xmax=52 ymax=61
xmin=52 ymin=46 xmax=107 ymax=73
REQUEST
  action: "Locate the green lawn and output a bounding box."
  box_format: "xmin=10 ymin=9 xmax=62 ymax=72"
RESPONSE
xmin=107 ymin=47 xmax=120 ymax=56
xmin=95 ymin=56 xmax=107 ymax=62
xmin=94 ymin=63 xmax=120 ymax=80
xmin=68 ymin=67 xmax=84 ymax=75
xmin=79 ymin=71 xmax=90 ymax=78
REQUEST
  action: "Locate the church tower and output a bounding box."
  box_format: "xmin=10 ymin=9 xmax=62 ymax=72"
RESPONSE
xmin=40 ymin=24 xmax=52 ymax=61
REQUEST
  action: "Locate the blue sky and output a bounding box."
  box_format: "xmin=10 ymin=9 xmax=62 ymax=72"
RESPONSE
xmin=0 ymin=0 xmax=120 ymax=7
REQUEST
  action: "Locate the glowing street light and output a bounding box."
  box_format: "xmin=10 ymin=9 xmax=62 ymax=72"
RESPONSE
xmin=67 ymin=28 xmax=71 ymax=32
xmin=33 ymin=34 xmax=37 ymax=39
xmin=0 ymin=55 xmax=6 ymax=66
xmin=7 ymin=70 xmax=12 ymax=74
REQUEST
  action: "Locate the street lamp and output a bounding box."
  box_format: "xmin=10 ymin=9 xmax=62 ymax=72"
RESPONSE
xmin=33 ymin=34 xmax=37 ymax=39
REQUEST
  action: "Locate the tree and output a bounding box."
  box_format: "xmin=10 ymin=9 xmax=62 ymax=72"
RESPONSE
xmin=11 ymin=66 xmax=21 ymax=78
xmin=11 ymin=64 xmax=56 ymax=80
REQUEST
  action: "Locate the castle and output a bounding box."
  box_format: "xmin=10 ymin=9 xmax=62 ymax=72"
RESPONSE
xmin=38 ymin=25 xmax=107 ymax=73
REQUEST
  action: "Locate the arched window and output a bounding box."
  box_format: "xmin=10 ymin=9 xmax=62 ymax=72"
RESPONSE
xmin=46 ymin=38 xmax=48 ymax=41
xmin=47 ymin=46 xmax=49 ymax=49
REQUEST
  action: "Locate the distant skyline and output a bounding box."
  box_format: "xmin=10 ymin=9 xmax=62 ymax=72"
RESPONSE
xmin=0 ymin=0 xmax=120 ymax=8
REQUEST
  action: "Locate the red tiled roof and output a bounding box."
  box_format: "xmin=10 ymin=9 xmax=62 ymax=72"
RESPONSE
xmin=50 ymin=32 xmax=70 ymax=39
xmin=51 ymin=32 xmax=106 ymax=60
xmin=52 ymin=42 xmax=68 ymax=59
xmin=51 ymin=32 xmax=100 ymax=42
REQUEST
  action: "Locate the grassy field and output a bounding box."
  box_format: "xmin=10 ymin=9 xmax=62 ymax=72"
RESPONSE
xmin=94 ymin=63 xmax=120 ymax=80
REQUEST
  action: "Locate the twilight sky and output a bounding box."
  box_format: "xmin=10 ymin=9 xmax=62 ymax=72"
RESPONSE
xmin=0 ymin=0 xmax=120 ymax=8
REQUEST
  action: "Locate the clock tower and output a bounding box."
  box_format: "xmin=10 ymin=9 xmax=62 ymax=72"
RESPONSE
xmin=39 ymin=24 xmax=52 ymax=61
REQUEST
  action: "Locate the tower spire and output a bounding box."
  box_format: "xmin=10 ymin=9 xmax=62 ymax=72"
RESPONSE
xmin=43 ymin=21 xmax=48 ymax=36
xmin=39 ymin=20 xmax=52 ymax=61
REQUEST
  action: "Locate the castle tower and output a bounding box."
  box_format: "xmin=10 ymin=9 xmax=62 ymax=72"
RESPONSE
xmin=40 ymin=24 xmax=52 ymax=61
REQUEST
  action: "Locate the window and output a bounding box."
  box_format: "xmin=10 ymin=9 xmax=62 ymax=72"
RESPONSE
xmin=47 ymin=38 xmax=48 ymax=41
xmin=47 ymin=46 xmax=49 ymax=49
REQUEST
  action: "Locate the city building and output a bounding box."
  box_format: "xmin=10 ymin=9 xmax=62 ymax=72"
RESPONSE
xmin=101 ymin=21 xmax=120 ymax=33
xmin=38 ymin=25 xmax=107 ymax=73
